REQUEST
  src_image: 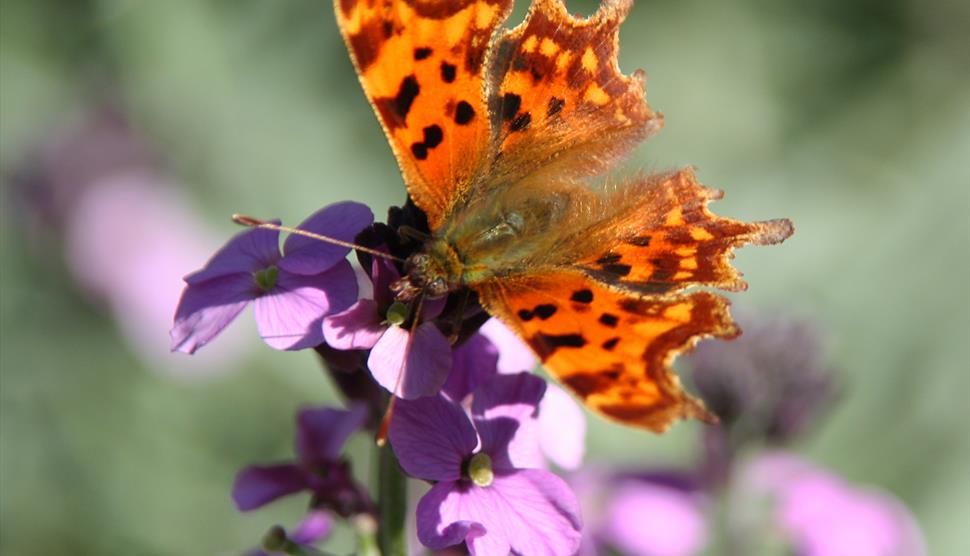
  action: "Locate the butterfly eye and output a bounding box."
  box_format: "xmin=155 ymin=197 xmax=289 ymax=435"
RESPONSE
xmin=427 ymin=278 xmax=449 ymax=298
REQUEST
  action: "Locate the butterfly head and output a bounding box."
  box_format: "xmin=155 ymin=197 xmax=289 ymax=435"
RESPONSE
xmin=391 ymin=238 xmax=463 ymax=301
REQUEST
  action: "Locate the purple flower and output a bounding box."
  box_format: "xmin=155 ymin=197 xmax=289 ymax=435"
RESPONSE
xmin=480 ymin=319 xmax=587 ymax=470
xmin=171 ymin=202 xmax=370 ymax=353
xmin=246 ymin=510 xmax=332 ymax=556
xmin=742 ymin=452 xmax=926 ymax=556
xmin=232 ymin=404 xmax=372 ymax=517
xmin=389 ymin=372 xmax=582 ymax=556
xmin=688 ymin=312 xmax=838 ymax=443
xmin=323 ymin=252 xmax=451 ymax=399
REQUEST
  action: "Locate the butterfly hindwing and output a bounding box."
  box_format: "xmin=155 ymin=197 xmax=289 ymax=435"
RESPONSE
xmin=335 ymin=0 xmax=513 ymax=228
xmin=479 ymin=269 xmax=735 ymax=431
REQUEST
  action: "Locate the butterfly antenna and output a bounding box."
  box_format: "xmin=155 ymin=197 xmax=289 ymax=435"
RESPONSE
xmin=232 ymin=214 xmax=405 ymax=263
xmin=375 ymin=293 xmax=425 ymax=446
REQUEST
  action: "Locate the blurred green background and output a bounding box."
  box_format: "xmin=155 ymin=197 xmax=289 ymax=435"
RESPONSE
xmin=1 ymin=0 xmax=967 ymax=554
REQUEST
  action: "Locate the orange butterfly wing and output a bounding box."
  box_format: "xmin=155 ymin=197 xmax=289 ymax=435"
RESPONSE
xmin=486 ymin=0 xmax=662 ymax=183
xmin=477 ymin=171 xmax=793 ymax=432
xmin=337 ymin=0 xmax=794 ymax=431
xmin=335 ymin=0 xmax=513 ymax=228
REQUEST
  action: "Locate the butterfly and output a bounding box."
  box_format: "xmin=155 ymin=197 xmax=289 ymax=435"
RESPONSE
xmin=334 ymin=0 xmax=793 ymax=432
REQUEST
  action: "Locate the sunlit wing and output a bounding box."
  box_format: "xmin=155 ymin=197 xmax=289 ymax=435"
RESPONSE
xmin=479 ymin=270 xmax=730 ymax=432
xmin=576 ymin=169 xmax=794 ymax=295
xmin=335 ymin=0 xmax=513 ymax=228
xmin=476 ymin=170 xmax=793 ymax=431
xmin=483 ymin=0 xmax=662 ymax=186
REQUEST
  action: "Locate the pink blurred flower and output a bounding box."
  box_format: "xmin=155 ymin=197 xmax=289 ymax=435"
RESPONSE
xmin=604 ymin=479 xmax=708 ymax=556
xmin=571 ymin=468 xmax=708 ymax=556
xmin=65 ymin=172 xmax=250 ymax=377
xmin=743 ymin=452 xmax=926 ymax=556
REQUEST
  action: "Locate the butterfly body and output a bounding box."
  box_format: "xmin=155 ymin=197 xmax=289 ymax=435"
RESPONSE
xmin=338 ymin=0 xmax=793 ymax=431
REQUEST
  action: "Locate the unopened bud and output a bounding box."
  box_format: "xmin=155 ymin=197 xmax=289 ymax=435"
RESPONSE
xmin=261 ymin=525 xmax=288 ymax=551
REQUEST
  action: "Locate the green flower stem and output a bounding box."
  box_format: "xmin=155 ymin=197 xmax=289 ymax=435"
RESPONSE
xmin=376 ymin=444 xmax=408 ymax=556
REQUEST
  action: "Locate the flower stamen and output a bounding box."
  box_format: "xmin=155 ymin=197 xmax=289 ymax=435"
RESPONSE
xmin=467 ymin=452 xmax=494 ymax=487
xmin=253 ymin=265 xmax=279 ymax=292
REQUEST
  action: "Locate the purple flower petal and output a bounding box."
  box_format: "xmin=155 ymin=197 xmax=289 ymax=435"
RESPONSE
xmin=290 ymin=510 xmax=333 ymax=544
xmin=442 ymin=333 xmax=499 ymax=402
xmin=367 ymin=322 xmax=452 ymax=399
xmin=480 ymin=318 xmax=537 ymax=374
xmin=369 ymin=254 xmax=401 ymax=309
xmin=389 ymin=394 xmax=478 ymax=482
xmin=185 ymin=225 xmax=281 ymax=285
xmin=170 ymin=273 xmax=255 ymax=354
xmin=296 ymin=404 xmax=368 ymax=465
xmin=254 ymin=261 xmax=357 ymax=350
xmin=418 ymin=470 xmax=582 ymax=556
xmin=471 ymin=373 xmax=546 ymax=470
xmin=322 ymin=299 xmax=386 ymax=350
xmin=416 ymin=483 xmax=489 ymax=549
xmin=603 ymin=480 xmax=708 ymax=556
xmin=280 ymin=202 xmax=373 ymax=275
xmin=232 ymin=463 xmax=309 ymax=511
xmin=538 ymin=385 xmax=586 ymax=470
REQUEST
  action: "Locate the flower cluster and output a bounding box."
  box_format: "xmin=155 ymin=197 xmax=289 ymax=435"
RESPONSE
xmin=172 ymin=201 xmax=587 ymax=555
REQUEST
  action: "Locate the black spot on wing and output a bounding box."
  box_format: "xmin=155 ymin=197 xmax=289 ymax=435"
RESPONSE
xmin=570 ymin=289 xmax=593 ymax=304
xmin=454 ymin=101 xmax=475 ymax=125
xmin=529 ymin=333 xmax=587 ymax=361
xmin=517 ymin=309 xmax=534 ymax=321
xmin=627 ymin=235 xmax=652 ymax=247
xmin=410 ymin=124 xmax=444 ymax=160
xmin=596 ymin=253 xmax=622 ymax=265
xmin=423 ymin=125 xmax=443 ymax=148
xmin=602 ymin=263 xmax=632 ymax=277
xmin=413 ymin=47 xmax=432 ymax=60
xmin=599 ymin=313 xmax=619 ymax=327
xmin=562 ymin=368 xmax=622 ymax=398
xmin=376 ymin=75 xmax=420 ymax=128
xmin=440 ymin=62 xmax=457 ymax=83
xmin=411 ymin=143 xmax=428 ymax=160
xmin=602 ymin=337 xmax=620 ymax=350
xmin=502 ymin=93 xmax=521 ymax=121
xmin=533 ymin=304 xmax=557 ymax=320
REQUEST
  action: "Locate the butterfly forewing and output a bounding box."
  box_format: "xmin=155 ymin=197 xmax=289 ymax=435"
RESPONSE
xmin=485 ymin=0 xmax=661 ymax=185
xmin=335 ymin=0 xmax=513 ymax=228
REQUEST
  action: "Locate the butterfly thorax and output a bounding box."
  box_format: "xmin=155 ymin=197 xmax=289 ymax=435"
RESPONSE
xmin=393 ymin=183 xmax=601 ymax=302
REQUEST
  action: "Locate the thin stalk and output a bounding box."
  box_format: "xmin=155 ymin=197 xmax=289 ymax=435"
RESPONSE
xmin=376 ymin=444 xmax=408 ymax=556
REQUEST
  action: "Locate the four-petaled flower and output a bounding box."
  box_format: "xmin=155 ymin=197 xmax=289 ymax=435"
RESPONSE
xmin=390 ymin=372 xmax=583 ymax=556
xmin=232 ymin=404 xmax=372 ymax=517
xmin=322 ymin=249 xmax=451 ymax=399
xmin=171 ymin=202 xmax=371 ymax=353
